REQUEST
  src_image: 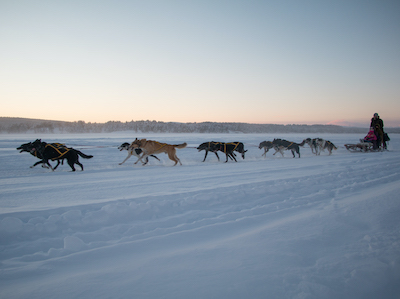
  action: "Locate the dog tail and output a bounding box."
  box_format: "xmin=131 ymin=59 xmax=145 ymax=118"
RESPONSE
xmin=76 ymin=150 xmax=94 ymax=159
xmin=328 ymin=141 xmax=338 ymax=150
xmin=174 ymin=143 xmax=187 ymax=149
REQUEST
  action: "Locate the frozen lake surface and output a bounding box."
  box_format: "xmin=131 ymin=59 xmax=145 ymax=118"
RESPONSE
xmin=1 ymin=132 xmax=400 ymax=299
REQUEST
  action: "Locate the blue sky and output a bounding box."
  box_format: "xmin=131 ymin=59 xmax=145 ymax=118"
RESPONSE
xmin=1 ymin=0 xmax=399 ymax=126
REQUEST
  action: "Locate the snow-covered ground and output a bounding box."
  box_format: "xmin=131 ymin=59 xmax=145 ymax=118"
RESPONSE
xmin=1 ymin=133 xmax=400 ymax=299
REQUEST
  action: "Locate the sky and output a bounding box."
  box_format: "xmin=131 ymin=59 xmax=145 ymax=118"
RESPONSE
xmin=1 ymin=0 xmax=400 ymax=126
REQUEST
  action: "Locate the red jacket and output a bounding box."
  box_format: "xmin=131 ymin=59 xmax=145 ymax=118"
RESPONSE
xmin=364 ymin=130 xmax=377 ymax=141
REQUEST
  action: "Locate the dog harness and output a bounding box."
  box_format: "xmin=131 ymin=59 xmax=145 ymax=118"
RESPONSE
xmin=220 ymin=142 xmax=240 ymax=153
xmin=208 ymin=141 xmax=221 ymax=151
xmin=45 ymin=143 xmax=70 ymax=160
xmin=31 ymin=149 xmax=39 ymax=158
xmin=153 ymin=141 xmax=168 ymax=151
xmin=131 ymin=140 xmax=167 ymax=153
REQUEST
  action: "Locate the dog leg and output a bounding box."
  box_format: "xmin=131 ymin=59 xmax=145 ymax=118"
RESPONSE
xmin=171 ymin=156 xmax=180 ymax=166
xmin=134 ymin=153 xmax=147 ymax=165
xmin=140 ymin=154 xmax=149 ymax=165
xmin=175 ymin=155 xmax=182 ymax=166
xmin=167 ymin=150 xmax=181 ymax=166
xmin=214 ymin=152 xmax=220 ymax=161
xmin=31 ymin=160 xmax=44 ymax=168
xmin=76 ymin=161 xmax=84 ymax=170
xmin=46 ymin=160 xmax=54 ymax=171
xmin=225 ymin=153 xmax=237 ymax=162
xmin=202 ymin=150 xmax=209 ymax=162
xmin=119 ymin=153 xmax=132 ymax=165
xmin=150 ymin=155 xmax=160 ymax=161
xmin=53 ymin=160 xmax=61 ymax=170
xmin=273 ymin=147 xmax=284 ymax=157
xmin=141 ymin=156 xmax=151 ymax=166
xmin=67 ymin=162 xmax=76 ymax=171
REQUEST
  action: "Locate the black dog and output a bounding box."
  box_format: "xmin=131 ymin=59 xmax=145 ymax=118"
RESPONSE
xmin=30 ymin=139 xmax=93 ymax=171
xmin=197 ymin=141 xmax=223 ymax=162
xmin=214 ymin=142 xmax=247 ymax=162
xmin=272 ymin=139 xmax=304 ymax=158
xmin=17 ymin=141 xmax=65 ymax=169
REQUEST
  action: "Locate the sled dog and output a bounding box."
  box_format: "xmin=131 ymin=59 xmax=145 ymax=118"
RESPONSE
xmin=129 ymin=138 xmax=187 ymax=166
xmin=259 ymin=141 xmax=276 ymax=157
xmin=17 ymin=141 xmax=64 ymax=169
xmin=317 ymin=139 xmax=337 ymax=155
xmin=303 ymin=138 xmax=322 ymax=155
xmin=272 ymin=139 xmax=304 ymax=158
xmin=303 ymin=138 xmax=337 ymax=155
xmin=213 ymin=142 xmax=247 ymax=162
xmin=118 ymin=142 xmax=160 ymax=165
xmin=29 ymin=139 xmax=93 ymax=171
xmin=197 ymin=141 xmax=222 ymax=162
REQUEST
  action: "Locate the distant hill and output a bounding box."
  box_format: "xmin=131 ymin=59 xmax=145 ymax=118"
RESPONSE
xmin=1 ymin=117 xmax=399 ymax=134
xmin=0 ymin=117 xmax=69 ymax=126
xmin=0 ymin=117 xmax=72 ymax=133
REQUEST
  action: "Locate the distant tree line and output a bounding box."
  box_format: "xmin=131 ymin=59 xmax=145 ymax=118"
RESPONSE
xmin=1 ymin=118 xmax=399 ymax=134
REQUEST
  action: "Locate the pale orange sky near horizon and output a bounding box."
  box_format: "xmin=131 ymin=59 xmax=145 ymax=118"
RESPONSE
xmin=1 ymin=1 xmax=400 ymax=127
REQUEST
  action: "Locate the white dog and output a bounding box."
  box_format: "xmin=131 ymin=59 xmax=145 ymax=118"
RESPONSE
xmin=316 ymin=139 xmax=337 ymax=155
xmin=303 ymin=138 xmax=337 ymax=155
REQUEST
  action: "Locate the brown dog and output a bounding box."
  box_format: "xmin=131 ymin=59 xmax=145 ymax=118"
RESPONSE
xmin=129 ymin=138 xmax=187 ymax=166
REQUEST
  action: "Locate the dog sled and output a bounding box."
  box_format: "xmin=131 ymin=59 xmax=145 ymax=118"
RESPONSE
xmin=345 ymin=132 xmax=390 ymax=153
xmin=345 ymin=128 xmax=390 ymax=153
xmin=344 ymin=141 xmax=375 ymax=152
xmin=344 ymin=139 xmax=388 ymax=152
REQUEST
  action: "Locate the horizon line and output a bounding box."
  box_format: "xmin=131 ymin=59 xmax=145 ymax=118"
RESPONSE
xmin=0 ymin=116 xmax=381 ymax=128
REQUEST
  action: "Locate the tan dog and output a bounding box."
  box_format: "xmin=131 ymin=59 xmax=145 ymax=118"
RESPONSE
xmin=129 ymin=138 xmax=187 ymax=166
